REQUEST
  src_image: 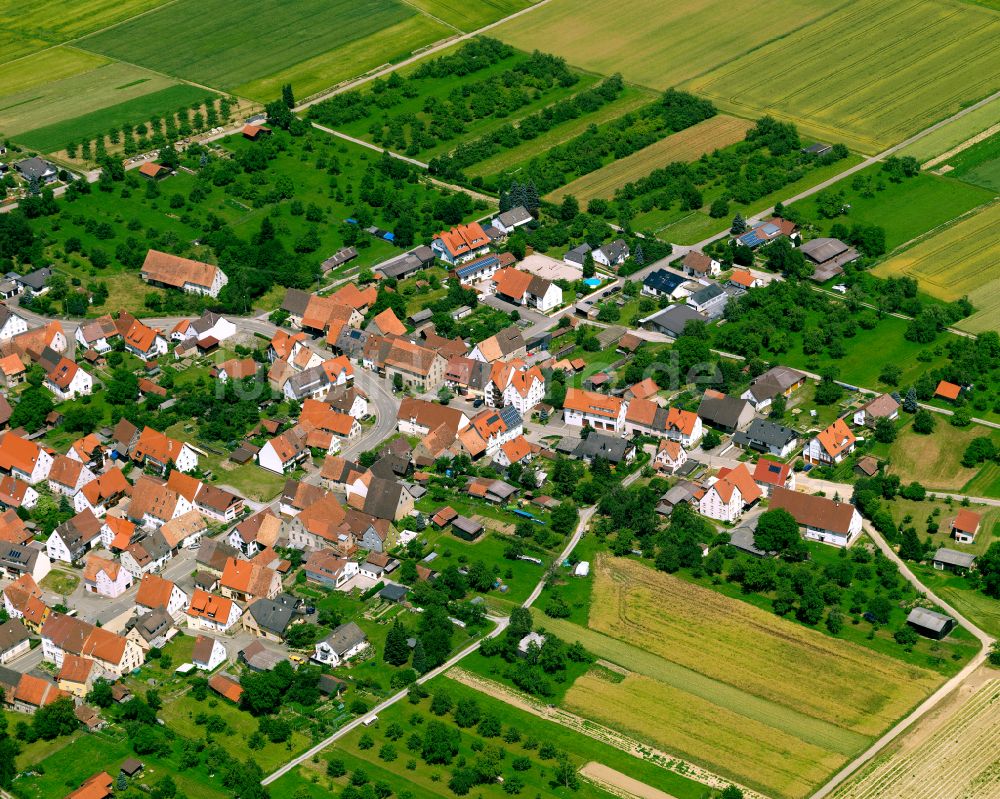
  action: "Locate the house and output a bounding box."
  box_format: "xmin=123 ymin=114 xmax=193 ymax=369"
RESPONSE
xmin=367 ymin=308 xmax=407 ymax=337
xmin=951 ymin=510 xmax=981 ymax=544
xmin=451 ymin=252 xmax=515 ymax=285
xmin=192 ymin=635 xmax=227 ymax=671
xmin=906 ymin=607 xmax=955 ymax=640
xmin=46 ymin=510 xmax=103 ymax=564
xmin=47 ymin=455 xmax=96 ymax=497
xmin=208 ymin=673 xmax=243 ymax=703
xmin=741 ymin=366 xmax=807 ymax=411
xmin=735 ymin=217 xmax=798 ymax=249
xmin=82 ymin=553 xmax=133 ymax=598
xmin=571 ymin=433 xmax=636 ymax=466
xmin=65 ymin=772 xmax=114 ymax=799
xmin=562 ymin=388 xmax=625 ymax=432
xmin=257 ymin=427 xmax=309 ymax=475
xmin=563 ymin=243 xmax=592 ymax=268
xmin=125 ymin=607 xmax=174 ymax=651
xmin=662 ymin=406 xmax=703 ymax=448
xmin=141 ymin=250 xmax=228 ymax=297
xmin=641 ymin=269 xmax=684 ymax=299
xmin=216 ymin=358 xmax=258 ymax=383
xmin=119 ymin=532 xmax=173 ymax=577
xmin=138 ymin=161 xmax=168 ymax=180
xmin=57 ymin=654 xmax=100 ymax=697
xmin=0 ymin=353 xmax=25 ymax=386
xmin=132 ymin=427 xmax=199 ymax=474
xmin=375 ymin=246 xmax=433 ymax=280
xmin=243 ymin=596 xmax=297 ymax=642
xmin=15 ymin=156 xmax=58 ymax=184
xmin=240 ymin=640 xmax=288 ymax=672
xmin=933 ymin=548 xmax=976 ymax=573
xmin=122 ymin=320 xmax=168 ymax=361
xmin=303 ymin=549 xmax=359 ymax=588
xmin=491 ymin=268 xmax=562 ymax=312
xmin=397 ymin=398 xmax=469 ymax=437
xmin=159 ymin=510 xmax=209 ymax=550
xmin=733 ymin=418 xmax=799 ymax=457
xmin=800 ymin=238 xmax=859 ymax=282
xmin=193 ymin=484 xmax=243 ymax=524
xmin=186 ymin=590 xmax=242 ymax=633
xmin=699 ymin=464 xmax=761 ymax=522
xmin=0 ymin=306 xmax=29 ymax=341
xmin=681 ymin=251 xmax=720 ymax=278
xmin=242 ymin=123 xmax=271 ymax=140
xmin=625 ymin=378 xmax=659 ymax=402
xmin=135 ymin=574 xmax=188 ymax=621
xmin=854 ymin=394 xmax=900 ymax=427
xmin=517 ymin=632 xmax=546 ymax=657
xmin=2 ymin=573 xmax=51 ymax=631
xmin=592 ymin=239 xmax=629 ymax=268
xmin=653 ymin=439 xmax=687 ymax=474
xmin=770 ymin=487 xmax=862 ymax=548
xmin=697 ymin=391 xmax=755 ymax=432
xmin=8 ymin=672 xmax=65 ymax=714
xmin=0 ymin=619 xmax=30 ymax=664
xmin=729 ymin=268 xmax=762 ymax=289
xmin=220 ymin=558 xmax=282 ymax=603
xmin=468 ymin=326 xmax=526 ymax=363
xmin=227 ymin=510 xmax=282 ymax=558
xmin=803 ymin=418 xmax=856 ymax=464
xmin=382 ymin=339 xmax=446 ymax=392
xmin=75 ymin=315 xmax=120 ymax=353
xmin=100 ymin=515 xmax=137 ymax=552
xmin=686 ymin=283 xmax=728 ymax=314
xmin=752 ymin=458 xmax=796 ymax=497
xmin=312 ymin=622 xmax=368 ymax=666
xmin=0 ymin=432 xmax=53 ymax=484
xmin=491 ymin=206 xmax=532 ymax=234
xmin=432 ymin=222 xmax=491 ymax=264
xmin=127 ymin=477 xmax=193 ymax=529
xmin=41 ymin=612 xmax=143 ymax=678
xmin=639 ymin=304 xmax=702 ymax=339
xmin=935 ymin=381 xmax=962 ymax=401
xmin=0 ymin=508 xmax=30 ymax=546
xmin=495 ymin=435 xmax=535 ymax=468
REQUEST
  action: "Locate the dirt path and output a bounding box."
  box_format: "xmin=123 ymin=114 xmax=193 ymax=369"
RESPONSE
xmin=924 ymin=122 xmax=1000 ymax=169
xmin=446 ymin=668 xmax=769 ymax=799
xmin=580 ymin=762 xmax=679 ymax=799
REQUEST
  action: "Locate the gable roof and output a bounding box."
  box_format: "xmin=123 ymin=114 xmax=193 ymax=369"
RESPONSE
xmin=563 ymin=388 xmax=622 ymax=420
xmin=369 ymin=308 xmax=407 ymax=337
xmin=753 ymin=458 xmax=792 ymax=487
xmin=935 ymin=380 xmax=961 ymax=400
xmin=770 ymin=487 xmax=857 ymax=535
xmin=141 ymin=250 xmax=220 ymax=290
xmin=952 ymin=509 xmax=981 ymax=534
xmin=712 ymin=463 xmax=762 ymax=505
xmin=814 ymin=418 xmax=856 ymax=458
xmin=434 ymin=222 xmax=489 ymax=258
xmin=136 ymin=574 xmax=180 ymax=610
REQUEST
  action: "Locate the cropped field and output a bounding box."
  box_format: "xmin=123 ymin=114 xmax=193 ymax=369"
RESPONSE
xmin=0 ymin=58 xmax=180 ymax=139
xmin=832 ymin=678 xmax=1000 ymax=799
xmin=945 ymin=131 xmax=1000 ymax=193
xmin=79 ymin=0 xmax=421 ymax=90
xmin=0 ymin=0 xmax=164 ymax=63
xmin=898 ymin=95 xmax=1000 ymax=163
xmin=685 ymin=0 xmax=1000 ymax=154
xmin=547 ymin=115 xmax=754 ymax=202
xmin=873 ymin=202 xmax=1000 ymax=333
xmin=0 ymin=46 xmax=107 ymax=97
xmin=405 ymin=0 xmax=534 ymax=31
xmin=16 ymin=84 xmax=210 ymax=152
xmin=493 ymin=0 xmax=833 ymax=92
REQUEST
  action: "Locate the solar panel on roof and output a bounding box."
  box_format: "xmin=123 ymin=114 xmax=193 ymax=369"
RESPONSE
xmin=762 ymin=224 xmax=779 ymax=235
xmin=768 ymin=464 xmax=781 ymax=474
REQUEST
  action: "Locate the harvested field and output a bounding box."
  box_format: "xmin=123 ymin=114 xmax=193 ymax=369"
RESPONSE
xmin=579 ymin=762 xmax=678 ymax=799
xmin=588 ymin=555 xmax=940 ymax=736
xmin=832 ymin=678 xmax=1000 ymax=799
xmin=493 ymin=0 xmax=832 ymax=93
xmin=685 ymin=0 xmax=1000 ymax=153
xmin=546 ymin=115 xmax=754 ymax=202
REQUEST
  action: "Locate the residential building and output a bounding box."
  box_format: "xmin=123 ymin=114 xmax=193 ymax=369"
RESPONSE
xmin=653 ymin=439 xmax=687 ymax=474
xmin=82 ymin=553 xmax=133 ymax=598
xmin=192 ymin=635 xmax=227 ymax=671
xmin=735 ymin=217 xmax=798 ymax=249
xmin=47 ymin=455 xmax=96 ymax=497
xmin=74 ymin=315 xmax=119 ymax=353
xmin=491 ymin=268 xmax=562 ymax=312
xmin=312 ymin=622 xmax=368 ymax=666
xmin=119 ymin=532 xmax=173 ymax=577
xmin=451 ymin=252 xmax=515 ymax=284
xmin=571 ymin=433 xmax=636 ymax=465
xmin=854 ymin=394 xmax=900 ymax=427
xmin=46 ymin=510 xmax=103 ymax=563
xmin=468 ymin=325 xmax=526 ymax=363
xmin=44 ymin=357 xmax=92 ymax=400
xmin=128 ymin=476 xmax=193 ymax=527
xmin=770 ymin=487 xmax=862 ymax=548
xmin=642 ymin=269 xmax=686 ymax=299
xmin=397 ymin=398 xmax=469 ymax=437
xmin=0 ymin=306 xmax=29 ymax=341
xmin=220 ymin=558 xmax=282 ymax=603
xmin=132 ymin=427 xmax=199 ymax=474
xmin=699 ymin=464 xmax=761 ymax=522
xmin=951 ymin=510 xmax=981 ymax=544
xmin=141 ymin=250 xmax=228 ymax=297
xmin=41 ymin=612 xmax=143 ymax=678
xmin=486 ymin=359 xmax=544 ymax=414
xmin=491 ymin=206 xmax=532 ymax=234
xmin=741 ymin=366 xmax=807 ymax=411
xmin=432 ymin=222 xmax=491 ymax=265
xmin=697 ymin=391 xmax=756 ymax=432
xmin=562 ymin=388 xmax=625 ymax=432
xmin=803 ymin=418 xmax=856 ymax=464
xmin=733 ymin=418 xmax=799 ymax=457
xmin=752 ymin=458 xmax=796 ymax=497
xmin=125 ymin=608 xmax=174 ymax=651
xmin=0 ymin=433 xmax=53 ymax=484
xmin=303 ymin=549 xmax=359 ymax=588
xmin=242 ymin=595 xmax=297 ymax=642
xmin=122 ymin=320 xmax=168 ymax=361
xmin=681 ymin=251 xmax=720 ymax=278
xmin=186 ymin=589 xmax=242 ymax=633
xmin=257 ymin=426 xmax=310 ymax=474
xmin=686 ymin=283 xmax=728 ymax=314
xmin=159 ymin=510 xmax=209 ymax=550
xmin=135 ymin=574 xmax=188 ymax=621
xmin=0 ymin=619 xmax=30 ymax=664
xmin=592 ymin=239 xmax=628 ymax=267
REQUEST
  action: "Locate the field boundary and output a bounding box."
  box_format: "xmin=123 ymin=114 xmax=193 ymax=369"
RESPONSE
xmin=925 ymin=122 xmax=1000 ymax=169
xmin=579 ymin=762 xmax=680 ymax=799
xmin=446 ymin=667 xmax=769 ymax=799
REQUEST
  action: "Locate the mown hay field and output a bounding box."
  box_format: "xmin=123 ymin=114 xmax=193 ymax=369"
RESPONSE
xmin=78 ymin=0 xmax=427 ymax=91
xmin=832 ymin=679 xmax=1000 ymax=799
xmin=587 ymin=556 xmax=939 ymax=736
xmin=872 ymin=202 xmax=1000 ymax=333
xmin=404 ymin=0 xmax=534 ymax=32
xmin=545 ymin=115 xmax=754 ymax=202
xmin=684 ymin=0 xmax=1000 ymax=154
xmin=493 ymin=0 xmax=833 ymax=93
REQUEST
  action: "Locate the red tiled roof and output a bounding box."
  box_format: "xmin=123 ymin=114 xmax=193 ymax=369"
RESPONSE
xmin=935 ymin=380 xmax=961 ymax=400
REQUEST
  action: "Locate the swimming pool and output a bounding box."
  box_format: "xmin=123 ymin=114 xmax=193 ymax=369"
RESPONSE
xmin=582 ymin=277 xmax=602 ymax=288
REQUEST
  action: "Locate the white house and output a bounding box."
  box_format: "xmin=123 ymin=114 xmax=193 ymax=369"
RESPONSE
xmin=770 ymin=488 xmax=863 ymax=548
xmin=257 ymin=429 xmax=309 ymax=475
xmin=82 ymin=554 xmax=133 ymax=598
xmin=45 ymin=511 xmax=103 ymax=564
xmin=192 ymin=635 xmax=227 ymax=671
xmin=681 ymin=251 xmax=721 ymax=278
xmin=653 ymin=440 xmax=687 ymax=474
xmin=853 ymin=394 xmax=900 ymax=428
xmin=592 ymin=239 xmax=629 ymax=268
xmin=698 ymin=465 xmax=761 ymax=523
xmin=487 ymin=360 xmax=544 ymax=415
xmin=123 ymin=320 xmax=169 ymax=361
xmin=45 ymin=358 xmax=93 ymax=400
xmin=490 ymin=206 xmax=532 ymax=235
xmin=311 ymin=622 xmax=368 ymax=667
xmin=0 ymin=434 xmax=54 ymax=485
xmin=186 ymin=590 xmax=242 ymax=634
xmin=562 ymin=388 xmax=625 ymax=433
xmin=135 ymin=574 xmax=189 ymax=622
xmin=802 ymin=418 xmax=856 ymax=465
xmin=141 ymin=250 xmax=229 ymax=298
xmin=0 ymin=306 xmax=30 ymax=341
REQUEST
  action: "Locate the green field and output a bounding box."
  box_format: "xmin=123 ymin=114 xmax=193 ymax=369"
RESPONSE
xmin=494 ymin=0 xmax=833 ymax=93
xmin=789 ymin=165 xmax=995 ymax=252
xmin=405 ymin=0 xmax=534 ymax=31
xmin=16 ymin=83 xmax=211 ymax=152
xmin=80 ymin=0 xmax=433 ymax=91
xmin=0 ymin=56 xmax=182 ymax=138
xmin=944 ymin=131 xmax=1000 ymax=192
xmin=871 ymin=420 xmax=997 ymax=493
xmin=685 ymin=0 xmax=1000 ymax=154
xmin=897 ymin=95 xmax=1000 ymax=163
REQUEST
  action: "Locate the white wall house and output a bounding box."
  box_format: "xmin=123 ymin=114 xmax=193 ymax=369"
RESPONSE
xmin=0 ymin=307 xmax=29 ymax=341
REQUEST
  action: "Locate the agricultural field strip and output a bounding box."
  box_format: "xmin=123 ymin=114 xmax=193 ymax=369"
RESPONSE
xmin=924 ymin=122 xmax=1000 ymax=169
xmin=684 ymin=0 xmax=1000 ymax=153
xmin=538 ymin=616 xmax=867 ymax=755
xmin=898 ymin=96 xmax=1000 ymax=163
xmin=545 ymin=115 xmax=754 ymax=202
xmin=588 ymin=557 xmax=940 ymax=736
xmin=831 ymin=680 xmax=1000 ymax=799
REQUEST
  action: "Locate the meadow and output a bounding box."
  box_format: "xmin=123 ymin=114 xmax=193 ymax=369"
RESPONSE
xmin=547 ymin=115 xmax=754 ymax=203
xmin=493 ymin=0 xmax=833 ymax=93
xmin=405 ymin=0 xmax=535 ymax=31
xmin=789 ymin=165 xmax=994 ymax=252
xmin=897 ymin=95 xmax=1000 ymax=163
xmin=79 ymin=0 xmax=422 ymax=91
xmin=870 ymin=420 xmax=993 ymax=492
xmin=685 ymin=0 xmax=1000 ymax=154
xmin=872 ymin=202 xmax=1000 ymax=334
xmin=944 ymin=131 xmax=1000 ymax=193
xmin=913 ymin=566 xmax=1000 ymax=639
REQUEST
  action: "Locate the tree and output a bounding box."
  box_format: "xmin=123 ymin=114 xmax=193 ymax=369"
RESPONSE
xmin=903 ymin=386 xmax=918 ymax=413
xmin=913 ymin=409 xmax=935 ymax=434
xmin=0 ymin=714 xmax=19 ymax=790
xmin=282 ymin=83 xmax=296 ymax=109
xmin=720 ymin=787 xmax=744 ymax=799
xmin=10 ymin=387 xmax=53 ymax=433
xmin=873 ymin=417 xmax=897 ymax=444
xmin=989 ymin=641 xmax=1000 ymax=667
xmin=701 ymin=429 xmax=722 ymax=451
xmin=898 ymin=528 xmax=923 ymax=561
xmin=87 ymin=679 xmax=113 ymax=708
xmin=754 ymin=509 xmax=804 ymax=558
xmin=384 ymin=619 xmax=410 ymax=666
xmin=582 ymin=252 xmax=595 ymax=279
xmin=31 ymin=697 xmax=78 ymax=740
xmin=709 ymin=197 xmax=729 ymax=218
xmin=979 ymin=542 xmax=1000 ymax=598
xmin=730 ymin=213 xmax=747 ymax=235
xmin=894 ymin=625 xmax=919 ymax=649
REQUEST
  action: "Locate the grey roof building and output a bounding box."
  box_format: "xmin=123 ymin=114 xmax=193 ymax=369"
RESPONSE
xmin=564 ymin=243 xmax=592 ymax=266
xmin=322 ymin=247 xmax=358 ymax=272
xmin=493 ymin=206 xmax=532 ymax=231
xmin=697 ymin=393 xmax=756 ymax=432
xmin=686 ymin=283 xmax=727 ymax=313
xmin=126 ymin=607 xmax=174 ymax=646
xmin=643 ymin=269 xmax=685 ymax=297
xmin=15 ymin=157 xmax=57 ymax=183
xmin=572 ymin=433 xmax=636 ymax=465
xmin=932 ymin=548 xmax=976 ymax=572
xmin=379 ymin=584 xmax=408 ymax=603
xmin=906 ymin=607 xmax=955 ymax=639
xmin=281 ymin=288 xmax=311 ymax=319
xmin=377 ymin=246 xmax=435 ymax=279
xmin=639 ymin=304 xmax=702 ymax=338
xmin=240 ymin=640 xmax=288 ymax=671
xmin=315 ymin=622 xmax=368 ymax=660
xmin=0 ymin=541 xmax=46 ymax=580
xmin=732 ymin=418 xmax=799 ymax=456
xmin=335 ymin=327 xmax=370 ymax=358
xmin=246 ymin=596 xmax=297 ymax=638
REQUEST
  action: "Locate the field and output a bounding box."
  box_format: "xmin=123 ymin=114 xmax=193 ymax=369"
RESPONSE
xmin=405 ymin=0 xmax=535 ymax=31
xmin=493 ymin=0 xmax=833 ymax=93
xmin=684 ymin=0 xmax=1000 ymax=154
xmin=914 ymin=566 xmax=1000 ymax=638
xmin=832 ymin=677 xmax=1000 ymax=799
xmin=546 ymin=115 xmax=754 ymax=203
xmin=79 ymin=0 xmax=425 ymax=91
xmin=870 ymin=419 xmax=994 ymax=492
xmin=898 ymin=95 xmax=1000 ymax=163
xmin=872 ymin=202 xmax=1000 ymax=334
xmin=538 ymin=556 xmax=943 ymax=799
xmin=943 ymin=131 xmax=1000 ymax=192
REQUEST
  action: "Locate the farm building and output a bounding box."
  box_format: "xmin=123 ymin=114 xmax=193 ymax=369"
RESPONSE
xmin=906 ymin=607 xmax=955 ymax=639
xmin=932 ymin=548 xmax=976 ymax=573
xmin=800 ymin=238 xmax=859 ymax=282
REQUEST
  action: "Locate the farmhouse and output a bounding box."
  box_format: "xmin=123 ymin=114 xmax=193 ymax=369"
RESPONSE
xmin=800 ymin=237 xmax=859 ymax=282
xmin=376 ymin=245 xmax=434 ymax=279
xmin=770 ymin=487 xmax=862 ymax=548
xmin=140 ymin=250 xmax=228 ymax=298
xmin=432 ymin=222 xmax=491 ymax=264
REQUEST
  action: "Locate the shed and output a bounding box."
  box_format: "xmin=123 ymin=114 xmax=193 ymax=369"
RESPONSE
xmin=906 ymin=607 xmax=955 ymax=639
xmin=452 ymin=515 xmax=484 ymax=541
xmin=932 ymin=548 xmax=976 ymax=573
xmin=120 ymin=759 xmax=144 ymax=777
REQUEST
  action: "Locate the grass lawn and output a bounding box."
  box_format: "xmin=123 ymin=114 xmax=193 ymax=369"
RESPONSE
xmin=962 ymin=462 xmax=1000 ymax=499
xmin=911 ymin=564 xmax=1000 ymax=638
xmin=883 ymin=496 xmax=1000 ymax=557
xmin=40 ymin=569 xmax=79 ymax=596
